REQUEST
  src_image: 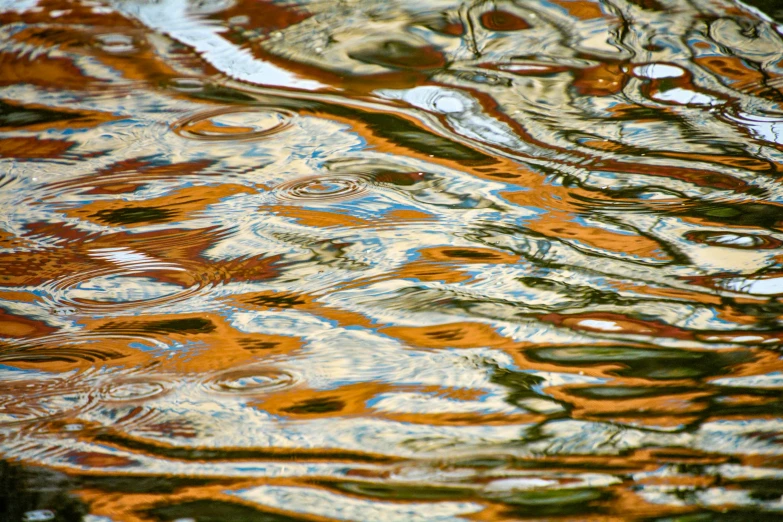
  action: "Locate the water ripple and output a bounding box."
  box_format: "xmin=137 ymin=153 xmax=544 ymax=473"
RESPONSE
xmin=172 ymin=107 xmax=294 ymax=141
xmin=97 ymin=378 xmax=172 ymax=403
xmin=274 ymin=174 xmax=371 ymax=203
xmin=201 ymin=367 xmax=300 ymax=396
xmin=0 ymin=375 xmax=92 ymax=427
xmin=3 ymin=0 xmax=783 ymax=519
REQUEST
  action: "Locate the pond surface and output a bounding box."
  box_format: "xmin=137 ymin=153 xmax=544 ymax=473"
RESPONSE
xmin=2 ymin=0 xmax=783 ymax=519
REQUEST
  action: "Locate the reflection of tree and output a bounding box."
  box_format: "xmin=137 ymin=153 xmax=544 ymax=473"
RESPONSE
xmin=2 ymin=0 xmax=783 ymax=518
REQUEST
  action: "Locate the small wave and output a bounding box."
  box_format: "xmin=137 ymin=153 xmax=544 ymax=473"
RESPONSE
xmin=201 ymin=367 xmax=300 ymax=396
xmin=0 ymin=377 xmax=92 ymax=427
xmin=39 ymin=267 xmax=203 ymax=315
xmin=97 ymin=378 xmax=172 ymax=403
xmin=274 ymin=174 xmax=371 ymax=203
xmin=172 ymin=107 xmax=294 ymax=141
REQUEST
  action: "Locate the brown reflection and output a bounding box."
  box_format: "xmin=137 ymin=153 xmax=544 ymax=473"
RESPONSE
xmin=0 ymin=138 xmax=73 ymax=159
xmin=0 ymin=50 xmax=95 ymax=91
xmin=83 ymin=312 xmax=303 ymax=373
xmin=382 ymin=322 xmax=520 ymax=350
xmin=419 ymin=246 xmax=520 ymax=265
xmin=252 ymin=382 xmax=393 ymax=419
xmin=65 ymin=184 xmax=254 ymax=227
xmin=230 ymin=290 xmax=374 ymax=329
xmin=572 ymin=62 xmax=628 ymax=97
xmin=0 ymin=310 xmax=55 ymax=338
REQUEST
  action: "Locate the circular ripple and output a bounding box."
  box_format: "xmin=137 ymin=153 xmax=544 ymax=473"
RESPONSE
xmin=684 ymin=231 xmax=782 ymax=250
xmin=40 ymin=267 xmax=205 ymax=315
xmin=275 ymin=175 xmax=370 ymax=202
xmin=36 ymin=230 xmax=240 ymax=315
xmin=172 ymin=107 xmax=294 ymax=141
xmin=98 ymin=378 xmax=172 ymax=403
xmin=202 ymin=368 xmax=299 ymax=395
xmin=0 ymin=380 xmax=91 ymax=427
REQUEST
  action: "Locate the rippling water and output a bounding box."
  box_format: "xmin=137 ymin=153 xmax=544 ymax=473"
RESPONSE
xmin=3 ymin=0 xmax=783 ymax=519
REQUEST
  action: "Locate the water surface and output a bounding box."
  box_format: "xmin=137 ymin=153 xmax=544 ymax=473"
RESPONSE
xmin=3 ymin=0 xmax=783 ymax=519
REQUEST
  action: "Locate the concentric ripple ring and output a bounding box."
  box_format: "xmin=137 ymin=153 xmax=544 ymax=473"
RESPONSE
xmin=201 ymin=368 xmax=300 ymax=396
xmin=98 ymin=378 xmax=173 ymax=403
xmin=274 ymin=174 xmax=371 ymax=203
xmin=172 ymin=107 xmax=294 ymax=141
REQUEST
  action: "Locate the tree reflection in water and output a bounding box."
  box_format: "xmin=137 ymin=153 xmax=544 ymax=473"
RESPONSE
xmin=2 ymin=0 xmax=783 ymax=519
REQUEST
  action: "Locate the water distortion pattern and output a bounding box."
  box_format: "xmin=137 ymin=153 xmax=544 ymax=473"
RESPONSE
xmin=3 ymin=0 xmax=783 ymax=519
